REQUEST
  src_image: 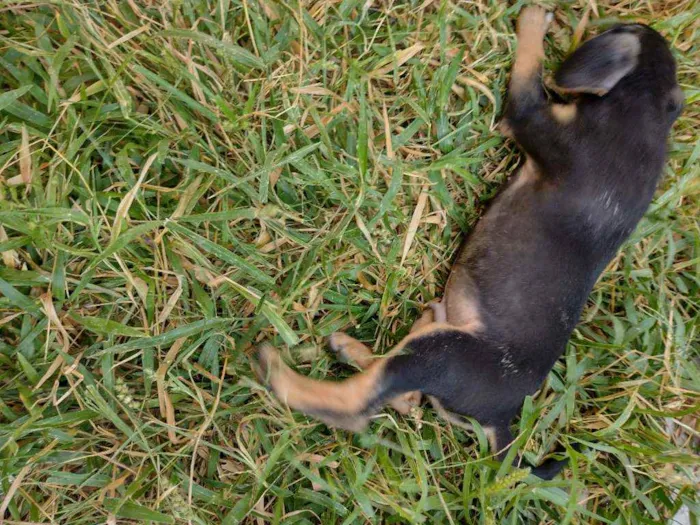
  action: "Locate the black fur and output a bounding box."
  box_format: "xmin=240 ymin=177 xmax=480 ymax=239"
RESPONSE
xmin=257 ymin=15 xmax=682 ymax=480
xmin=369 ymin=23 xmax=680 ymax=477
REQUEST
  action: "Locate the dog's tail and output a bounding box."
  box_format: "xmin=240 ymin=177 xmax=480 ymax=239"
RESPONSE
xmin=492 ymin=424 xmax=576 ymax=480
xmin=529 ymin=455 xmax=571 ymax=480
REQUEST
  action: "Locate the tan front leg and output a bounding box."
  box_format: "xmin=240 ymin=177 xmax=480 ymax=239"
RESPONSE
xmin=510 ymin=6 xmax=553 ymax=95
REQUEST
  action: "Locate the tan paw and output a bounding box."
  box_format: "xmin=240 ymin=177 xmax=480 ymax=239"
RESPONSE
xmin=389 ymin=391 xmax=422 ymax=414
xmin=410 ymin=307 xmax=436 ymax=333
xmin=328 ymin=332 xmax=354 ymax=353
xmin=253 ymin=344 xmax=292 ymax=402
xmin=517 ymin=6 xmax=553 ymax=40
xmin=428 ymin=300 xmax=447 ymax=323
xmin=254 ymin=343 xmax=279 ymax=384
xmin=328 ymin=332 xmax=374 ymax=368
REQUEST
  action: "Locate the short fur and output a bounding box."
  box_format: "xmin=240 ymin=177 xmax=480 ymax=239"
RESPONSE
xmin=255 ymin=8 xmax=681 ymax=480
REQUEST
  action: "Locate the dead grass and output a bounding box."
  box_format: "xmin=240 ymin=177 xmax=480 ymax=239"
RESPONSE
xmin=0 ymin=1 xmax=697 ymax=523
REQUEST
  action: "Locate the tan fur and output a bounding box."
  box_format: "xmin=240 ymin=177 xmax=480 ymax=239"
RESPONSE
xmin=394 ymin=323 xmax=480 ymax=348
xmin=257 ymin=344 xmax=387 ymax=431
xmin=428 ymin=393 xmax=502 ymax=453
xmin=428 ymin=300 xmax=447 ymax=323
xmin=510 ymin=7 xmax=552 ymax=93
xmin=386 ymin=391 xmax=422 ymax=414
xmin=443 ymin=266 xmax=485 ymax=332
xmin=506 ymin=156 xmax=540 ymax=194
xmin=553 ymin=85 xmax=607 ymax=97
xmin=329 ymin=332 xmax=375 ymax=368
xmin=409 ymin=306 xmax=437 ymax=333
xmin=329 ymin=332 xmax=419 ymax=413
xmin=484 ymin=426 xmax=498 ymax=452
xmin=258 ymin=323 xmax=485 ymax=430
xmin=551 ymin=103 xmax=577 ymax=124
xmin=329 ymin=307 xmax=441 ymax=414
xmin=446 ymin=292 xmax=483 ymax=331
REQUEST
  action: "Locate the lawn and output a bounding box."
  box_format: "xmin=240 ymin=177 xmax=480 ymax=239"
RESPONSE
xmin=0 ymin=0 xmax=698 ymax=523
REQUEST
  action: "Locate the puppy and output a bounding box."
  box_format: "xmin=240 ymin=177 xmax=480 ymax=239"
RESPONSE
xmin=255 ymin=7 xmax=682 ymax=479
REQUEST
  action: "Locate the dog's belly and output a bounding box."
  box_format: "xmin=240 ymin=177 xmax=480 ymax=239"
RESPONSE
xmin=443 ymin=160 xmax=540 ymax=332
xmin=443 ymin=264 xmax=483 ymax=330
xmin=444 ymin=162 xmax=593 ymax=349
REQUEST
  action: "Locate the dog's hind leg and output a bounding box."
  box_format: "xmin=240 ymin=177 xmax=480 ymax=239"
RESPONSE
xmin=327 ymin=332 xmax=420 ymax=414
xmin=255 ymin=325 xmax=489 ymax=432
xmin=256 ymin=327 xmax=571 ymax=477
xmin=327 ymin=306 xmax=439 ymax=414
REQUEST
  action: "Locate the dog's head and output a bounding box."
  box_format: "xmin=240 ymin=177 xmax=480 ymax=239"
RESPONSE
xmin=554 ymin=24 xmax=683 ymax=126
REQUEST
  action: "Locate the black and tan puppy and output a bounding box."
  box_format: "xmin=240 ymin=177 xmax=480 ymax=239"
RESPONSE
xmin=255 ymin=7 xmax=682 ymax=479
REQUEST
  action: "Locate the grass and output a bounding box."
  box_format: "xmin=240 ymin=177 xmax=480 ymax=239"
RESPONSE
xmin=0 ymin=0 xmax=698 ymax=523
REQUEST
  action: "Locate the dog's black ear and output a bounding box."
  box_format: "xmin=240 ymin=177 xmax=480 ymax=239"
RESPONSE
xmin=554 ymin=29 xmax=640 ymax=95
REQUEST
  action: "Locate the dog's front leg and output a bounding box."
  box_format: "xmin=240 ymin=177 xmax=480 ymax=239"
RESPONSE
xmin=503 ymin=7 xmax=577 ymax=169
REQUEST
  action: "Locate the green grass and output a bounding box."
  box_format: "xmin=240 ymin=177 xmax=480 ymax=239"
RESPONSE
xmin=0 ymin=1 xmax=698 ymax=523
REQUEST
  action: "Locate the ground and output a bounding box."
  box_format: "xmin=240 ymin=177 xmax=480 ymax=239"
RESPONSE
xmin=0 ymin=1 xmax=698 ymax=524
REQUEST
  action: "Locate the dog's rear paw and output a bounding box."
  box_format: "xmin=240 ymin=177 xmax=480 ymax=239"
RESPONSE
xmin=253 ymin=343 xmax=282 ymax=386
xmin=328 ymin=332 xmax=352 ymax=354
xmin=328 ymin=332 xmax=374 ymax=368
xmin=390 ymin=391 xmax=422 ymax=414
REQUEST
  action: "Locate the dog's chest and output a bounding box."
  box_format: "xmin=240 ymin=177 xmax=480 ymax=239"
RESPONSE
xmin=578 ymin=185 xmax=646 ymax=240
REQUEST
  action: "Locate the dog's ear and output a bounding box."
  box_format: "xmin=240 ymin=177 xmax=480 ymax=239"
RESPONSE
xmin=554 ymin=30 xmax=640 ymax=95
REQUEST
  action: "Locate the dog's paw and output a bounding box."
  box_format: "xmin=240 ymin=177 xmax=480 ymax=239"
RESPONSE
xmin=253 ymin=343 xmax=282 ymax=387
xmin=328 ymin=332 xmax=374 ymax=368
xmin=328 ymin=332 xmax=353 ymax=356
xmin=518 ymin=6 xmax=552 ymax=39
xmin=428 ymin=300 xmax=447 ymax=323
xmin=390 ymin=391 xmax=423 ymax=415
